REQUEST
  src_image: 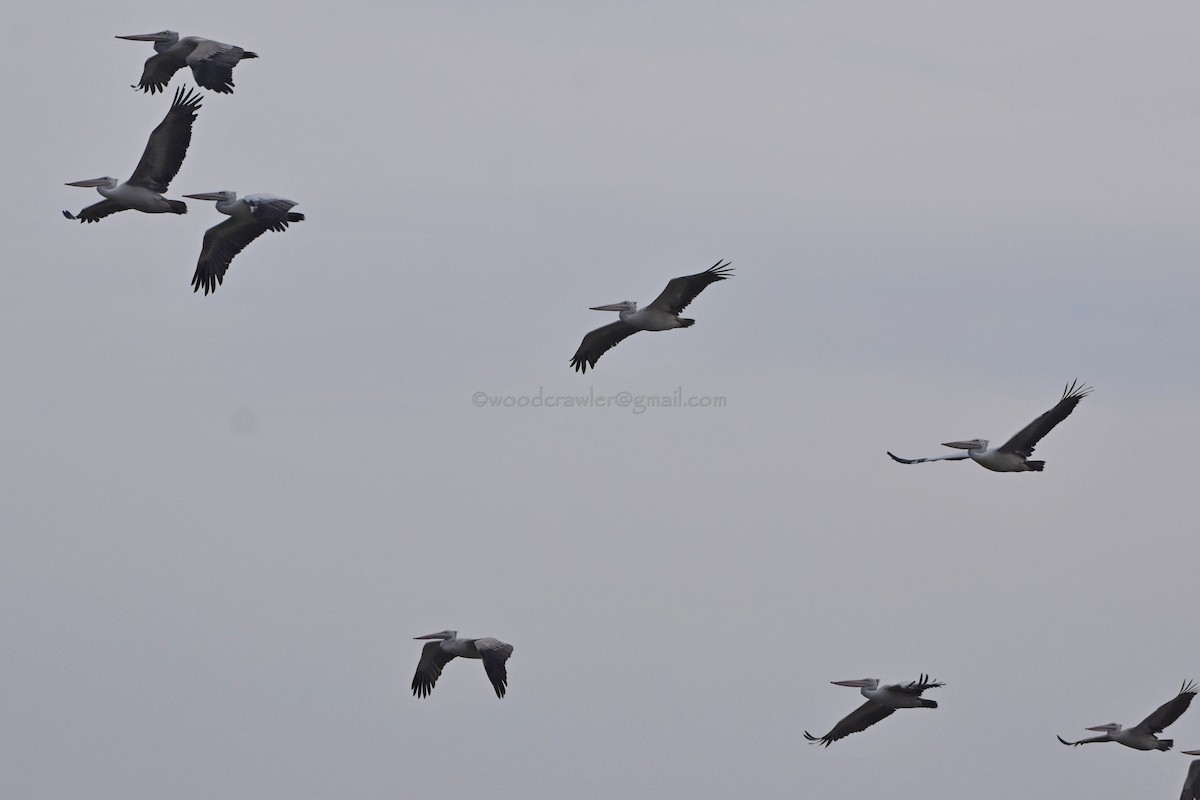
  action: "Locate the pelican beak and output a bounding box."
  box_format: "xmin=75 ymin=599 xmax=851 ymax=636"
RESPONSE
xmin=413 ymin=632 xmax=444 ymax=640
xmin=1182 ymin=750 xmax=1200 ymax=755
xmin=65 ymin=178 xmax=110 ymax=188
xmin=183 ymin=192 xmax=228 ymax=201
xmin=831 ymin=679 xmax=872 ymax=688
xmin=1085 ymin=724 xmax=1116 ymax=732
xmin=589 ymin=303 xmax=628 ymax=312
xmin=941 ymin=440 xmax=980 ymax=450
xmin=116 ymin=32 xmax=172 ymax=41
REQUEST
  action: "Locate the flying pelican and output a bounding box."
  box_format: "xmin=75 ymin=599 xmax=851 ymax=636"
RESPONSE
xmin=117 ymin=31 xmax=258 ymax=94
xmin=887 ymin=380 xmax=1091 ymax=472
xmin=411 ymin=630 xmax=513 ymax=699
xmin=570 ymin=260 xmax=733 ymax=373
xmin=63 ymin=87 xmax=201 ymax=223
xmin=1179 ymin=750 xmax=1200 ymax=800
xmin=182 ymin=192 xmax=305 ymax=295
xmin=1058 ymin=681 xmax=1197 ymax=751
xmin=804 ymin=674 xmax=944 ymax=746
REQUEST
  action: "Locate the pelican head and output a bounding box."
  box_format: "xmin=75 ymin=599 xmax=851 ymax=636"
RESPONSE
xmin=942 ymin=438 xmax=988 ymax=451
xmin=831 ymin=678 xmax=879 ymax=689
xmin=590 ymin=301 xmax=637 ymax=313
xmin=183 ymin=191 xmax=237 ymax=203
xmin=116 ymin=30 xmax=179 ymax=45
xmin=1085 ymin=723 xmax=1123 ymax=733
xmin=414 ymin=630 xmax=457 ymax=641
xmin=66 ymin=177 xmax=118 ymax=191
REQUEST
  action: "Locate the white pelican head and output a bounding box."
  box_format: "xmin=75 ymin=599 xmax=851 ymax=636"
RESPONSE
xmin=942 ymin=438 xmax=988 ymax=451
xmin=414 ymin=630 xmax=457 ymax=641
xmin=831 ymin=678 xmax=879 ymax=689
xmin=65 ymin=176 xmax=119 ymax=190
xmin=116 ymin=30 xmax=179 ymax=45
xmin=590 ymin=301 xmax=637 ymax=313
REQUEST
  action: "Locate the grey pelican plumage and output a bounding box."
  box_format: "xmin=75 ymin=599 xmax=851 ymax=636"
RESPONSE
xmin=1180 ymin=750 xmax=1200 ymax=800
xmin=63 ymin=87 xmax=202 ymax=223
xmin=1058 ymin=681 xmax=1197 ymax=751
xmin=411 ymin=630 xmax=514 ymax=699
xmin=887 ymin=380 xmax=1091 ymax=472
xmin=804 ymin=674 xmax=944 ymax=746
xmin=117 ymin=31 xmax=257 ymax=94
xmin=570 ymin=260 xmax=733 ymax=373
xmin=182 ymin=192 xmax=305 ymax=294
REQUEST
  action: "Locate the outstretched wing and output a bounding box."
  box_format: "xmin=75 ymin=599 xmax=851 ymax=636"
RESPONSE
xmin=187 ymin=39 xmax=257 ymax=93
xmin=804 ymin=700 xmax=894 ymax=747
xmin=998 ymin=380 xmax=1092 ymax=457
xmin=887 ymin=451 xmax=971 ymax=465
xmin=571 ymin=320 xmax=639 ymax=373
xmin=1135 ymin=681 xmax=1197 ymax=735
xmin=191 ymin=218 xmax=272 ymax=295
xmin=892 ymin=674 xmax=945 ymax=696
xmin=475 ymin=638 xmax=514 ymax=698
xmin=63 ymin=200 xmax=128 ymax=223
xmin=128 ymin=86 xmax=203 ymax=192
xmin=1056 ymin=734 xmax=1109 ymax=746
xmin=646 ymin=260 xmax=733 ymax=315
xmin=411 ymin=642 xmax=456 ymax=698
xmin=134 ymin=52 xmax=187 ymax=94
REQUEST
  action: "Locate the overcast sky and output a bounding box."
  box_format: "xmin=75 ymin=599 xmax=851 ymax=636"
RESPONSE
xmin=4 ymin=1 xmax=1200 ymax=798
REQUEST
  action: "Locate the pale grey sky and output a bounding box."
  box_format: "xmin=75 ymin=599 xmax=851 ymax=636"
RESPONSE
xmin=4 ymin=2 xmax=1200 ymax=798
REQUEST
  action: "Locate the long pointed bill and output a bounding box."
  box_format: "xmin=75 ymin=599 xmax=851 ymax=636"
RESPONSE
xmin=1182 ymin=750 xmax=1200 ymax=755
xmin=589 ymin=303 xmax=628 ymax=312
xmin=831 ymin=679 xmax=873 ymax=688
xmin=183 ymin=192 xmax=229 ymax=201
xmin=116 ymin=33 xmax=171 ymax=41
xmin=65 ymin=178 xmax=111 ymax=188
xmin=941 ymin=440 xmax=981 ymax=450
xmin=1085 ymin=724 xmax=1117 ymax=732
xmin=413 ymin=632 xmax=447 ymax=640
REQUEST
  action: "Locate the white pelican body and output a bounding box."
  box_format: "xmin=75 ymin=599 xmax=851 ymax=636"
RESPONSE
xmin=63 ymin=87 xmax=202 ymax=223
xmin=571 ymin=260 xmax=733 ymax=372
xmin=888 ymin=381 xmax=1091 ymax=472
xmin=1059 ymin=681 xmax=1197 ymax=752
xmin=804 ymin=674 xmax=944 ymax=747
xmin=411 ymin=630 xmax=514 ymax=699
xmin=117 ymin=31 xmax=257 ymax=94
xmin=183 ymin=191 xmax=305 ymax=294
xmin=1180 ymin=750 xmax=1200 ymax=800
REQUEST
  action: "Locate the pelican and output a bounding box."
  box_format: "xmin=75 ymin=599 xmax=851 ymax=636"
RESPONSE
xmin=887 ymin=380 xmax=1091 ymax=472
xmin=1058 ymin=681 xmax=1197 ymax=751
xmin=182 ymin=192 xmax=305 ymax=294
xmin=804 ymin=674 xmax=944 ymax=746
xmin=117 ymin=31 xmax=257 ymax=94
xmin=411 ymin=630 xmax=513 ymax=699
xmin=1180 ymin=750 xmax=1200 ymax=800
xmin=570 ymin=260 xmax=733 ymax=373
xmin=63 ymin=87 xmax=201 ymax=223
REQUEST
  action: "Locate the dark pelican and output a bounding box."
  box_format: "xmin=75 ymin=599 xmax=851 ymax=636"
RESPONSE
xmin=804 ymin=674 xmax=944 ymax=746
xmin=411 ymin=630 xmax=514 ymax=699
xmin=182 ymin=192 xmax=305 ymax=295
xmin=1058 ymin=681 xmax=1197 ymax=751
xmin=570 ymin=260 xmax=733 ymax=373
xmin=63 ymin=87 xmax=202 ymax=223
xmin=117 ymin=31 xmax=257 ymax=94
xmin=887 ymin=380 xmax=1091 ymax=472
xmin=1180 ymin=750 xmax=1200 ymax=800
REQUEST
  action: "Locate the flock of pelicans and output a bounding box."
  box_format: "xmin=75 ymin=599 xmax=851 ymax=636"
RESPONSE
xmin=61 ymin=29 xmax=1198 ymax=798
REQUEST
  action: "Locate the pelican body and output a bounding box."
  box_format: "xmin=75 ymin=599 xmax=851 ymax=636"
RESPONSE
xmin=804 ymin=674 xmax=944 ymax=746
xmin=1058 ymin=681 xmax=1197 ymax=751
xmin=183 ymin=191 xmax=304 ymax=294
xmin=411 ymin=630 xmax=514 ymax=699
xmin=63 ymin=86 xmax=202 ymax=223
xmin=888 ymin=380 xmax=1091 ymax=472
xmin=117 ymin=31 xmax=257 ymax=94
xmin=570 ymin=260 xmax=733 ymax=372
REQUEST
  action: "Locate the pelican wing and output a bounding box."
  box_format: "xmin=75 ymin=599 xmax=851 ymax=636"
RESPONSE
xmin=191 ymin=217 xmax=272 ymax=295
xmin=571 ymin=320 xmax=640 ymax=373
xmin=134 ymin=52 xmax=187 ymax=94
xmin=1134 ymin=681 xmax=1197 ymax=735
xmin=997 ymin=380 xmax=1092 ymax=457
xmin=245 ymin=195 xmax=303 ymax=231
xmin=1181 ymin=759 xmax=1200 ymax=800
xmin=803 ymin=700 xmax=894 ymax=747
xmin=646 ymin=260 xmax=733 ymax=315
xmin=186 ymin=38 xmax=258 ymax=94
xmin=411 ymin=641 xmax=456 ymax=698
xmin=1057 ymin=734 xmax=1109 ymax=746
xmin=886 ymin=451 xmax=971 ymax=464
xmin=891 ymin=673 xmax=945 ymax=696
xmin=63 ymin=200 xmax=128 ymax=223
xmin=128 ymin=86 xmax=203 ymax=192
xmin=475 ymin=638 xmax=514 ymax=698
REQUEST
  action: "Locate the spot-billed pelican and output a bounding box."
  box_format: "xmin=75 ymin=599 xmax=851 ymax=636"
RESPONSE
xmin=1058 ymin=681 xmax=1197 ymax=751
xmin=570 ymin=260 xmax=733 ymax=373
xmin=411 ymin=630 xmax=513 ymax=699
xmin=182 ymin=192 xmax=304 ymax=295
xmin=1180 ymin=750 xmax=1200 ymax=800
xmin=887 ymin=380 xmax=1091 ymax=472
xmin=804 ymin=674 xmax=944 ymax=746
xmin=117 ymin=31 xmax=257 ymax=94
xmin=63 ymin=87 xmax=201 ymax=223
